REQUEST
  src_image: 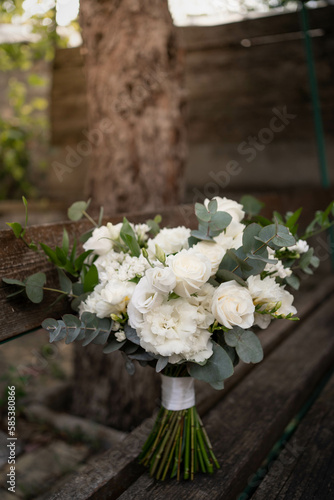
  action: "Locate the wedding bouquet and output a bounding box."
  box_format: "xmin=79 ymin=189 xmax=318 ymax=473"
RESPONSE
xmin=4 ymin=195 xmax=333 ymax=481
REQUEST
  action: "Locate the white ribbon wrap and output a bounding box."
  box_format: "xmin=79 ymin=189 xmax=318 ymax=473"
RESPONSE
xmin=161 ymin=375 xmax=195 ymax=411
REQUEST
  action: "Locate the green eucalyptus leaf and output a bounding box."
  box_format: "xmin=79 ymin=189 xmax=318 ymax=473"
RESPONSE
xmin=25 ymin=272 xmax=46 ymax=303
xmin=216 ymin=269 xmax=247 ymax=287
xmin=156 ymin=357 xmax=169 ymax=373
xmin=67 ymin=201 xmax=89 ymax=221
xmin=273 ymin=225 xmax=295 ymax=247
xmin=285 ymin=274 xmax=300 ymax=290
xmin=208 ymin=199 xmax=218 ymax=214
xmin=224 ymin=327 xmax=263 ymax=364
xmin=240 ymin=195 xmax=264 ymax=216
xmin=103 ymin=337 xmax=126 ymax=353
xmin=195 ymin=203 xmax=211 ymax=222
xmin=242 ymin=223 xmax=262 ymax=253
xmin=188 ymin=341 xmax=234 ymax=384
xmin=2 ymin=277 xmax=25 ymax=287
xmin=191 ymin=229 xmax=212 ymax=241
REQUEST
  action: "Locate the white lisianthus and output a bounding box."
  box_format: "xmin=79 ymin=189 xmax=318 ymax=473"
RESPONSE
xmin=166 ymin=249 xmax=211 ymax=298
xmin=106 ymin=222 xmax=123 ymax=241
xmin=205 ymin=196 xmax=245 ymax=223
xmin=212 ymin=281 xmax=255 ymax=329
xmin=147 ymin=226 xmax=191 ymax=256
xmin=193 ymin=241 xmax=226 ymax=275
xmin=128 ymin=275 xmax=163 ymax=314
xmin=134 ymin=297 xmax=213 ymax=363
xmin=287 ymin=239 xmax=309 ymax=254
xmin=214 ymin=221 xmax=245 ymax=251
xmin=145 ymin=266 xmax=176 ymax=293
xmin=83 ymin=225 xmax=114 ymax=256
xmin=247 ymin=275 xmax=297 ymax=329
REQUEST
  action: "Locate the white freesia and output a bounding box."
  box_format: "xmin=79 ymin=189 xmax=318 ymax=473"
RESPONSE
xmin=167 ymin=249 xmax=211 ymax=298
xmin=134 ymin=297 xmax=213 ymax=363
xmin=147 ymin=226 xmax=191 ymax=256
xmin=264 ymin=248 xmax=292 ymax=279
xmin=205 ymin=196 xmax=245 ymax=223
xmin=129 ymin=275 xmax=164 ymax=314
xmin=212 ymin=281 xmax=255 ymax=329
xmin=288 ymin=239 xmax=309 ymax=254
xmin=247 ymin=275 xmax=297 ymax=329
xmin=193 ymin=241 xmax=226 ymax=275
xmin=115 ymin=330 xmax=126 ymax=342
xmin=106 ymin=222 xmax=123 ymax=241
xmin=145 ymin=266 xmax=176 ymax=293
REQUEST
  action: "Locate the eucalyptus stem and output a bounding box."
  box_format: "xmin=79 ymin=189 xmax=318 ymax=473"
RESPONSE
xmin=82 ymin=210 xmax=98 ymax=228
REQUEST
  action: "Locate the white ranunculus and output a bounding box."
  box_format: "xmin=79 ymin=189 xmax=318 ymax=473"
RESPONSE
xmin=147 ymin=226 xmax=191 ymax=256
xmin=214 ymin=221 xmax=245 ymax=251
xmin=247 ymin=275 xmax=297 ymax=329
xmin=166 ymin=249 xmax=211 ymax=298
xmin=193 ymin=241 xmax=226 ymax=275
xmin=205 ymin=196 xmax=245 ymax=223
xmin=212 ymin=281 xmax=255 ymax=329
xmin=288 ymin=239 xmax=309 ymax=254
xmin=83 ymin=225 xmax=114 ymax=256
xmin=145 ymin=266 xmax=176 ymax=293
xmin=135 ymin=297 xmax=213 ymax=363
xmin=128 ymin=275 xmax=164 ymax=314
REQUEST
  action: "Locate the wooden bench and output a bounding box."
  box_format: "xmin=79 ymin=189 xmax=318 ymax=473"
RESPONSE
xmin=1 ymin=202 xmax=334 ymax=500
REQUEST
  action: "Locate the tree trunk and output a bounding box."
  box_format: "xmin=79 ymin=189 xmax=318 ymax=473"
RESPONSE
xmin=71 ymin=0 xmax=186 ymax=431
xmin=80 ymin=0 xmax=186 ymax=213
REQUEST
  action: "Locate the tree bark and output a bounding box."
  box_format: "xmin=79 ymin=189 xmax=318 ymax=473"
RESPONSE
xmin=80 ymin=0 xmax=186 ymax=213
xmin=71 ymin=0 xmax=186 ymax=431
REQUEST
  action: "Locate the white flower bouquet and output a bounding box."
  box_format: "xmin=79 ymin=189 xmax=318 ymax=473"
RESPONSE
xmin=4 ymin=195 xmax=333 ymax=481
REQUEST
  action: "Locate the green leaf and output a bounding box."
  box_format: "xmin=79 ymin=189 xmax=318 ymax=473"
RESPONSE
xmin=156 ymin=357 xmax=169 ymax=373
xmin=216 ymin=270 xmax=247 ymax=287
xmin=256 ymin=224 xmax=277 ymax=247
xmin=195 ymin=203 xmax=211 ymax=222
xmin=67 ymin=201 xmax=89 ymax=222
xmin=226 ymin=249 xmax=252 ymax=271
xmin=40 ymin=243 xmax=61 ymax=266
xmin=188 ymin=341 xmax=234 ymax=385
xmin=208 ymin=199 xmax=218 ymax=214
xmin=190 ymin=229 xmax=212 ymax=241
xmin=224 ymin=327 xmax=263 ymax=364
xmin=209 ymin=211 xmax=232 ymax=236
xmin=2 ymin=277 xmax=25 ymax=287
xmin=55 ymin=246 xmax=67 ymax=265
xmin=62 ymin=228 xmax=70 ymax=256
xmin=6 ymin=222 xmax=23 ymax=238
xmin=285 ymin=274 xmax=300 ymax=290
xmin=124 ymin=324 xmax=141 ymax=345
xmin=80 ymin=229 xmax=94 ymax=243
xmin=240 ymin=195 xmax=264 ymax=217
xmin=246 ymin=252 xmax=277 ymax=264
xmin=103 ymin=338 xmax=126 ymax=353
xmin=98 ymin=206 xmax=104 ymax=227
xmin=42 ymin=318 xmax=59 ymax=330
xmin=120 ymin=218 xmax=141 ymax=257
xmin=74 ymin=250 xmax=93 ymax=271
xmin=273 ymin=225 xmax=295 ymax=248
xmin=285 ymin=207 xmax=302 ymax=234
xmin=25 ymin=272 xmax=46 ymax=303
xmin=57 ymin=269 xmax=72 ymax=294
xmin=22 ymin=196 xmax=28 ymax=229
xmin=242 ymin=223 xmax=262 ymax=253
xmin=83 ymin=264 xmax=99 ymax=293
xmin=62 ymin=314 xmax=81 ymax=328
xmin=70 ymin=236 xmax=77 ymax=262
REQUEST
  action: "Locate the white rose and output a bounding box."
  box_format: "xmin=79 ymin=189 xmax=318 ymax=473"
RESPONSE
xmin=212 ymin=281 xmax=255 ymax=329
xmin=166 ymin=249 xmax=211 ymax=298
xmin=128 ymin=275 xmax=163 ymax=314
xmin=148 ymin=226 xmax=191 ymax=256
xmin=247 ymin=275 xmax=297 ymax=329
xmin=288 ymin=239 xmax=309 ymax=254
xmin=83 ymin=225 xmax=113 ymax=256
xmin=205 ymin=197 xmax=245 ymax=223
xmin=136 ymin=297 xmax=213 ymax=363
xmin=145 ymin=266 xmax=176 ymax=293
xmin=193 ymin=241 xmax=226 ymax=275
xmin=214 ymin=221 xmax=245 ymax=251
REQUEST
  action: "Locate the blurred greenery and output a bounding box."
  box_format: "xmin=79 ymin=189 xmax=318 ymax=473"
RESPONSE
xmin=0 ymin=0 xmax=78 ymax=200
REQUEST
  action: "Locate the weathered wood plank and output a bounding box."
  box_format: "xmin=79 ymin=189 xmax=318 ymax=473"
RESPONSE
xmin=0 ymin=206 xmax=197 ymax=342
xmin=116 ymin=291 xmax=334 ymax=500
xmin=251 ymin=372 xmax=334 ymax=500
xmin=49 ymin=279 xmax=334 ymax=500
